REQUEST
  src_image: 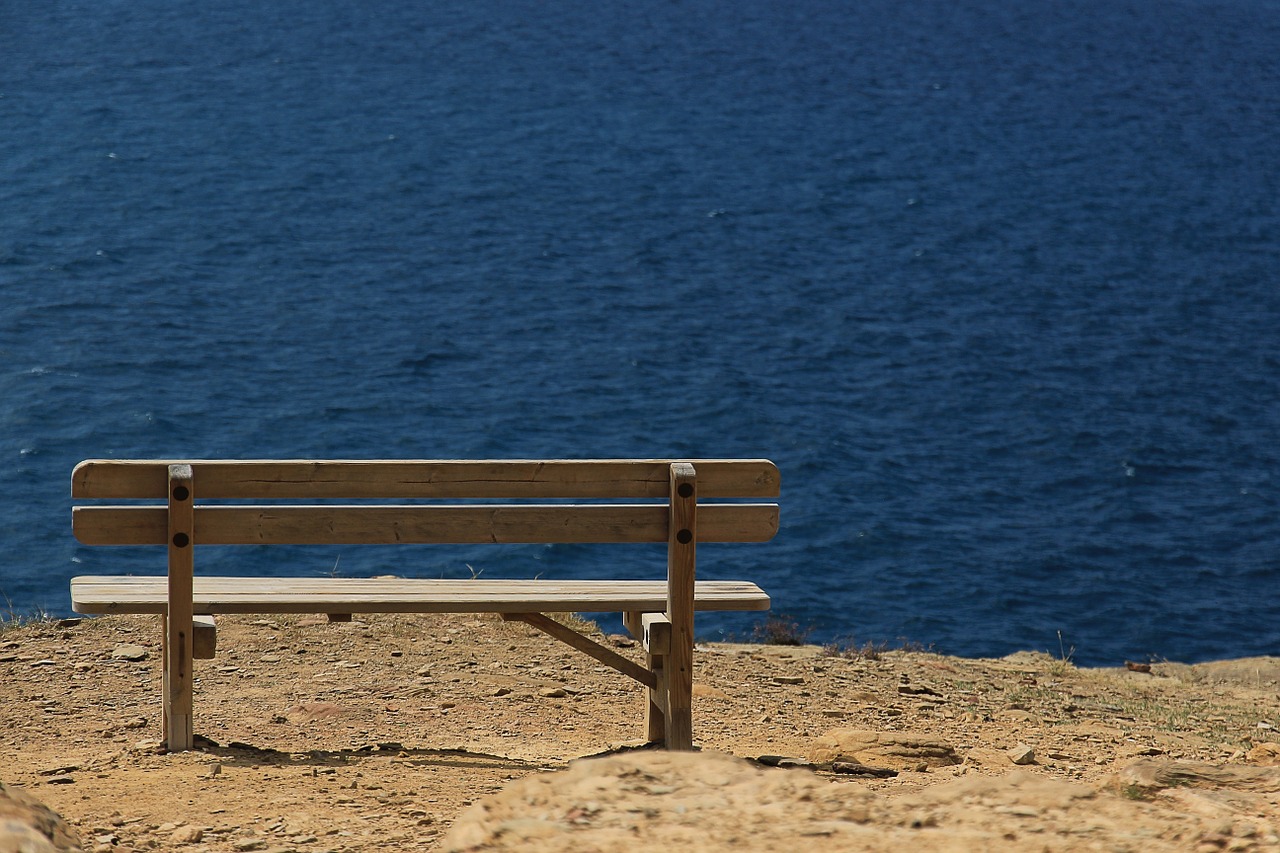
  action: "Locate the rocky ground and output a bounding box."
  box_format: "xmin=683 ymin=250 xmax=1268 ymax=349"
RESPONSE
xmin=2 ymin=612 xmax=1278 ymax=851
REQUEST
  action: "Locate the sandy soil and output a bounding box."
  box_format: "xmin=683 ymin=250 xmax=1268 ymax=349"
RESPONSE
xmin=2 ymin=612 xmax=1278 ymax=851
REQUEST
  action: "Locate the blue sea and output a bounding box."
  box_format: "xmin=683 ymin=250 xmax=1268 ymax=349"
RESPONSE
xmin=3 ymin=0 xmax=1279 ymax=666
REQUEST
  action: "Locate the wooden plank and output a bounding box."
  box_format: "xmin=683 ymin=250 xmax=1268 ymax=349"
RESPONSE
xmin=192 ymin=615 xmax=217 ymax=659
xmin=70 ymin=577 xmax=771 ymax=615
xmin=501 ymin=612 xmax=656 ymax=688
xmin=666 ymin=462 xmax=697 ymax=751
xmin=164 ymin=464 xmax=195 ymax=752
xmin=72 ymin=459 xmax=780 ymax=499
xmin=642 ymin=613 xmax=672 ymax=655
xmin=72 ymin=502 xmax=779 ymax=545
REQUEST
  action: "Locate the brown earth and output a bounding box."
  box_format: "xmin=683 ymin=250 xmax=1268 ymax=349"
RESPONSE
xmin=2 ymin=612 xmax=1278 ymax=851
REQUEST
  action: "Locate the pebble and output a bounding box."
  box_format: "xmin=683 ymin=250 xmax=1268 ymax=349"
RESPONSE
xmin=111 ymin=644 xmax=149 ymax=662
xmin=540 ymin=687 xmax=568 ymax=699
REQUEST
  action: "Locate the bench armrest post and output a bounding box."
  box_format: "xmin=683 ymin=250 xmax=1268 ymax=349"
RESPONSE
xmin=665 ymin=462 xmax=697 ymax=750
xmin=164 ymin=464 xmax=195 ymax=752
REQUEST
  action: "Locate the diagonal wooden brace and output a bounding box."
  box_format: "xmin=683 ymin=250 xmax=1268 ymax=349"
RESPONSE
xmin=501 ymin=612 xmax=656 ymax=689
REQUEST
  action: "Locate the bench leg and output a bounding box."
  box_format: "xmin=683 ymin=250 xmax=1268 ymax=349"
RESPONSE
xmin=665 ymin=639 xmax=693 ymax=751
xmin=666 ymin=462 xmax=697 ymax=751
xmin=164 ymin=463 xmax=196 ymax=752
xmin=625 ymin=611 xmax=673 ymax=744
xmin=645 ymin=650 xmax=668 ymax=742
xmin=161 ymin=614 xmax=194 ymax=751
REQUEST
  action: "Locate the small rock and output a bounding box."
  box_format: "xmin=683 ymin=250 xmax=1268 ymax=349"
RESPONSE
xmin=897 ymin=684 xmax=942 ymax=697
xmin=492 ymin=687 xmax=512 ymax=697
xmin=756 ymin=755 xmax=810 ymax=768
xmin=37 ymin=765 xmax=79 ymax=777
xmin=539 ymin=687 xmax=568 ymax=699
xmin=831 ymin=761 xmax=898 ymax=778
xmin=691 ymin=684 xmax=730 ymax=700
xmin=1008 ymin=744 xmax=1036 ymax=766
xmin=111 ymin=644 xmax=149 ymax=662
xmin=171 ymin=825 xmax=204 ymax=843
xmin=774 ymin=676 xmax=805 ymax=685
xmin=232 ymin=839 xmax=267 ymax=851
xmin=1246 ymin=742 xmax=1280 ymax=765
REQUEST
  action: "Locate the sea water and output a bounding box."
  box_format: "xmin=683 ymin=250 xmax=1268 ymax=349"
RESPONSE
xmin=3 ymin=0 xmax=1279 ymax=666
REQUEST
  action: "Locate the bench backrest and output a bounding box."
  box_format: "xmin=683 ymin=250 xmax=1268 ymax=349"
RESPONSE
xmin=72 ymin=459 xmax=780 ymax=547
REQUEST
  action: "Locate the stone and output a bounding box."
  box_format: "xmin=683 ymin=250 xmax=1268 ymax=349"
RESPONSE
xmin=539 ymin=687 xmax=567 ymax=699
xmin=831 ymin=761 xmax=898 ymax=778
xmin=691 ymin=684 xmax=730 ymax=700
xmin=1 ymin=820 xmax=60 ymax=853
xmin=0 ymin=780 xmax=83 ymax=852
xmin=443 ymin=750 xmax=875 ymax=852
xmin=111 ymin=644 xmax=148 ymax=662
xmin=170 ymin=825 xmax=204 ymax=843
xmin=963 ymin=747 xmax=1013 ymax=768
xmin=1247 ymin=743 xmax=1280 ymax=766
xmin=1007 ymin=744 xmax=1036 ymax=766
xmin=807 ymin=729 xmax=961 ymax=771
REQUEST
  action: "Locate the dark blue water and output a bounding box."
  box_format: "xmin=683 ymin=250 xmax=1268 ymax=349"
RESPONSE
xmin=4 ymin=0 xmax=1279 ymax=666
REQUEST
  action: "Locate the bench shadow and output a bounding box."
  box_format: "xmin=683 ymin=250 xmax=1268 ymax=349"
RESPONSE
xmin=189 ymin=735 xmax=548 ymax=771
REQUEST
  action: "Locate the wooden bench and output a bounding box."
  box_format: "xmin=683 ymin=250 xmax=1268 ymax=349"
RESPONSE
xmin=70 ymin=459 xmax=779 ymax=752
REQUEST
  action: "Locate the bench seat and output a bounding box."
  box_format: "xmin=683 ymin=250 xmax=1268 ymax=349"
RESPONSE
xmin=72 ymin=576 xmax=771 ymax=616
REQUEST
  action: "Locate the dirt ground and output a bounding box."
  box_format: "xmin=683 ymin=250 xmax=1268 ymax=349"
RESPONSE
xmin=2 ymin=612 xmax=1279 ymax=851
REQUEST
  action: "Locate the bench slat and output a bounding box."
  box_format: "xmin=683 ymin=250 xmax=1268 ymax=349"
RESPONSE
xmin=70 ymin=576 xmax=771 ymax=615
xmin=73 ymin=503 xmax=780 ymax=546
xmin=72 ymin=459 xmax=780 ymax=500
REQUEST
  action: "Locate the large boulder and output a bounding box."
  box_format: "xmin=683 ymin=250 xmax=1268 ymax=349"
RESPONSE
xmin=0 ymin=781 xmax=82 ymax=853
xmin=443 ymin=749 xmax=873 ymax=852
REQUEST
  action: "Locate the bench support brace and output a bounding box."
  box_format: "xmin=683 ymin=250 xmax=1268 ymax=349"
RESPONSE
xmin=501 ymin=612 xmax=657 ymax=689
